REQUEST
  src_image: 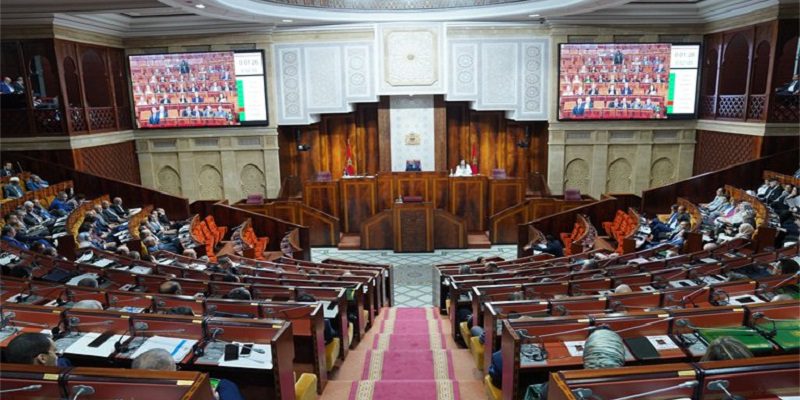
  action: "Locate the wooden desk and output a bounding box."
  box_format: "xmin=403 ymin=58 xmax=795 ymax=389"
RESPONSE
xmin=393 ymin=202 xmax=434 ymax=252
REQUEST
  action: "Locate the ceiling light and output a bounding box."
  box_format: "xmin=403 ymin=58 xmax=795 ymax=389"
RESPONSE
xmin=195 ymin=4 xmax=206 ymax=9
xmin=282 ymin=19 xmax=293 ymax=23
xmin=528 ymin=14 xmax=539 ymax=17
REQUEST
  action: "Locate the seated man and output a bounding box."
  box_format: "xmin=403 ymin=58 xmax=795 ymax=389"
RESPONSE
xmin=25 ymin=174 xmax=49 ymax=190
xmin=3 ymin=176 xmax=25 ymax=199
xmin=132 ymin=349 xmax=243 ymax=400
xmin=101 ymin=200 xmax=124 ymax=224
xmin=159 ymin=281 xmax=183 ymax=295
xmin=110 ymin=197 xmax=128 ymax=219
xmin=1 ymin=225 xmax=30 ymax=250
xmin=49 ymin=191 xmax=75 ymax=217
xmin=5 ymin=332 xmax=70 ymax=367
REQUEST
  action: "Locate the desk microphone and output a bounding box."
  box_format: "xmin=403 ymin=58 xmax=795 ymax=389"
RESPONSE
xmin=707 ymin=380 xmax=745 ymax=400
xmin=609 ymin=380 xmax=697 ymax=400
xmin=69 ymin=385 xmax=95 ymax=400
xmin=0 ymin=384 xmax=42 ymax=394
xmin=202 ymin=327 xmax=266 ymax=354
xmin=678 ymin=286 xmax=709 ymax=307
xmin=133 ymin=321 xmax=187 ymax=335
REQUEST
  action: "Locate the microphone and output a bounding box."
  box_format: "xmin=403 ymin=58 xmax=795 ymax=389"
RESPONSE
xmin=204 ymin=328 xmax=265 ymax=354
xmin=70 ymin=385 xmax=95 ymax=400
xmin=610 ymin=381 xmax=698 ymax=400
xmin=68 ymin=317 xmax=114 ymax=328
xmin=0 ymin=384 xmax=42 ymax=394
xmin=707 ymin=380 xmax=745 ymax=400
xmin=679 ymin=286 xmax=709 ymax=307
xmin=133 ymin=321 xmax=186 ymax=335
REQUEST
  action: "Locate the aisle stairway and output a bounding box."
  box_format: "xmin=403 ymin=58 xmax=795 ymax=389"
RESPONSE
xmin=321 ymin=307 xmax=485 ymax=400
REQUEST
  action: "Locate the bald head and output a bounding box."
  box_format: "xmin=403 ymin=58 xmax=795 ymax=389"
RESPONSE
xmin=159 ymin=281 xmax=182 ymax=295
xmin=132 ymin=348 xmax=176 ymax=371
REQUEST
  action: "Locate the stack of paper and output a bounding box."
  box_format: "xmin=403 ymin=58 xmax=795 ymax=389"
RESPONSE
xmin=130 ymin=336 xmax=197 ymax=362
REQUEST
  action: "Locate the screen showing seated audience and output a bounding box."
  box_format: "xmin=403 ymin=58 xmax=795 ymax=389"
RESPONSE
xmin=128 ymin=50 xmax=268 ymax=129
xmin=558 ymin=43 xmax=700 ymax=120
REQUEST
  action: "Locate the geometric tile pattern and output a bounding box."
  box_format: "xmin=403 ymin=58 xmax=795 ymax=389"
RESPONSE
xmin=311 ymin=245 xmax=517 ymax=307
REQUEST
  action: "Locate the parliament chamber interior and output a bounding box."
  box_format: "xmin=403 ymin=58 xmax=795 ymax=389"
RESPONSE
xmin=0 ymin=0 xmax=799 ymax=399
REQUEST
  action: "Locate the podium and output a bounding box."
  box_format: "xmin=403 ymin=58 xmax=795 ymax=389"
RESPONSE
xmin=393 ymin=202 xmax=434 ymax=252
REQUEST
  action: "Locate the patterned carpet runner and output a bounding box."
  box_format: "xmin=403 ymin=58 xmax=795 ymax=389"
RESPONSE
xmin=347 ymin=307 xmax=461 ymax=400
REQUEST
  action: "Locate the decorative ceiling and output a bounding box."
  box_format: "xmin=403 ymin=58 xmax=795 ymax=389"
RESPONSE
xmin=254 ymin=0 xmax=527 ymax=10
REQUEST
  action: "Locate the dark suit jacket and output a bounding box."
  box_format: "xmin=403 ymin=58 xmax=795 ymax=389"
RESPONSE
xmin=23 ymin=212 xmax=43 ymax=227
xmin=764 ymin=187 xmax=785 ymax=205
xmin=621 ymin=88 xmax=633 ymax=95
xmin=3 ymin=184 xmax=23 ymax=198
xmin=102 ymin=209 xmax=123 ymax=223
xmin=111 ymin=204 xmax=127 ymax=218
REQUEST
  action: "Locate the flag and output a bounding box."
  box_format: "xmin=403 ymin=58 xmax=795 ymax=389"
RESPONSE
xmin=344 ymin=139 xmax=355 ymax=176
xmin=470 ymin=142 xmax=478 ymax=175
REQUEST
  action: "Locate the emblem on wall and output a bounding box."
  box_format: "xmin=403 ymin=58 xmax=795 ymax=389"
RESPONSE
xmin=405 ymin=132 xmax=422 ymax=145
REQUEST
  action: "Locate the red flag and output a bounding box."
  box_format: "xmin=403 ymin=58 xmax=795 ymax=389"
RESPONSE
xmin=470 ymin=142 xmax=479 ymax=175
xmin=344 ymin=140 xmax=355 ymax=176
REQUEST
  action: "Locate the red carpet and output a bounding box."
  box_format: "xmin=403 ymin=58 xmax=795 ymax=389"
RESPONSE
xmin=321 ymin=307 xmax=481 ymax=400
xmin=348 ymin=379 xmax=461 ymax=400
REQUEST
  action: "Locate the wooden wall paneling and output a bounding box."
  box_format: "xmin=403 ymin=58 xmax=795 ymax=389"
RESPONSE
xmin=298 ymin=205 xmax=340 ymax=247
xmin=361 ymin=210 xmax=392 ymax=249
xmin=392 ymin=202 xmax=433 ymax=252
xmin=432 ymin=175 xmax=450 ymax=210
xmin=71 ymin=141 xmax=141 ymax=184
xmin=211 ymin=202 xmax=310 ymax=259
xmin=341 ymin=178 xmax=377 ymax=233
xmin=303 ymin=181 xmax=339 ymax=218
xmin=692 ymin=130 xmax=760 ymax=175
xmin=375 ymin=174 xmax=394 ymax=211
xmin=489 ymin=202 xmax=529 ymax=244
xmin=434 ymin=95 xmax=447 ymax=171
xmin=377 ymin=97 xmax=392 ymax=172
xmin=395 ymin=174 xmax=431 ymax=200
xmin=488 ymin=177 xmax=525 ymax=216
xmin=450 ymin=176 xmax=486 ymax=232
xmin=433 ymin=210 xmax=467 ymax=248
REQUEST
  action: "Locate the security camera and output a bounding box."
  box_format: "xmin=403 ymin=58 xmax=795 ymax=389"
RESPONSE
xmin=296 ymin=144 xmax=311 ymax=152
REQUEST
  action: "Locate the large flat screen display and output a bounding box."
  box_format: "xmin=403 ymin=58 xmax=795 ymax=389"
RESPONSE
xmin=128 ymin=50 xmax=268 ymax=129
xmin=558 ymin=43 xmax=700 ymax=120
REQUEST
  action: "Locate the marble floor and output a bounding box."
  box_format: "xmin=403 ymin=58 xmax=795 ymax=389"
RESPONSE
xmin=311 ymin=246 xmax=518 ymax=307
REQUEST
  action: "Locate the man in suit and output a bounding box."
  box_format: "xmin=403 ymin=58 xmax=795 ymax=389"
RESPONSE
xmin=621 ymin=82 xmax=633 ymax=95
xmin=654 ymin=63 xmax=666 ymax=73
xmin=631 ymin=98 xmax=643 ymax=109
xmin=159 ymin=94 xmax=171 ymax=104
xmin=148 ymin=107 xmax=161 ymax=125
xmin=0 ymin=162 xmax=14 ymax=177
xmin=110 ymin=197 xmax=128 ymax=219
xmin=191 ymin=93 xmax=203 ymax=103
xmin=179 ymin=60 xmax=190 ymax=74
xmin=181 ymin=105 xmax=193 ymax=117
xmin=762 ymin=179 xmax=785 ymax=205
xmin=607 ymin=84 xmax=619 ymax=95
xmin=26 ymin=175 xmax=48 ymax=190
xmin=607 ymin=97 xmax=620 ymax=109
xmin=587 ymin=83 xmax=600 ymax=95
xmin=23 ymin=201 xmax=48 ymax=227
xmin=1 ymin=226 xmax=28 ymax=250
xmin=4 ymin=177 xmax=24 ymax=199
xmin=101 ymin=200 xmax=124 ymax=224
xmin=572 ymin=98 xmax=586 ymax=117
xmin=613 ymin=50 xmax=624 ymax=65
xmin=0 ymin=77 xmax=15 ymax=94
xmin=32 ymin=199 xmax=55 ymax=221
xmin=49 ymin=191 xmax=74 ymax=216
xmin=12 ymin=77 xmax=25 ymax=93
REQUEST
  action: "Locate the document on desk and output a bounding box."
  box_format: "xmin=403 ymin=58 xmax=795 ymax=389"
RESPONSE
xmin=131 ymin=336 xmax=196 ymax=362
xmin=0 ymin=254 xmax=19 ymax=266
xmin=157 ymin=258 xmax=175 ymax=265
xmin=728 ymin=294 xmax=764 ymax=306
xmin=217 ymin=342 xmax=272 ymax=369
xmin=563 ymin=341 xmax=585 ymax=357
xmin=64 ymin=332 xmax=130 ymax=357
xmin=320 ymin=300 xmax=339 ymax=319
xmin=76 ymin=252 xmax=94 ymax=263
xmin=91 ymin=258 xmax=115 ymax=268
xmin=646 ymin=335 xmax=679 ymax=351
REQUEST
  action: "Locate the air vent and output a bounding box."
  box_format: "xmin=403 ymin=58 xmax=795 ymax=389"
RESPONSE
xmin=237 ymin=137 xmax=261 ymax=146
xmin=194 ymin=138 xmax=219 ymax=147
xmin=152 ymin=139 xmax=176 ymax=149
xmin=567 ymin=131 xmax=592 ymax=141
xmin=653 ymin=131 xmax=678 ymax=141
